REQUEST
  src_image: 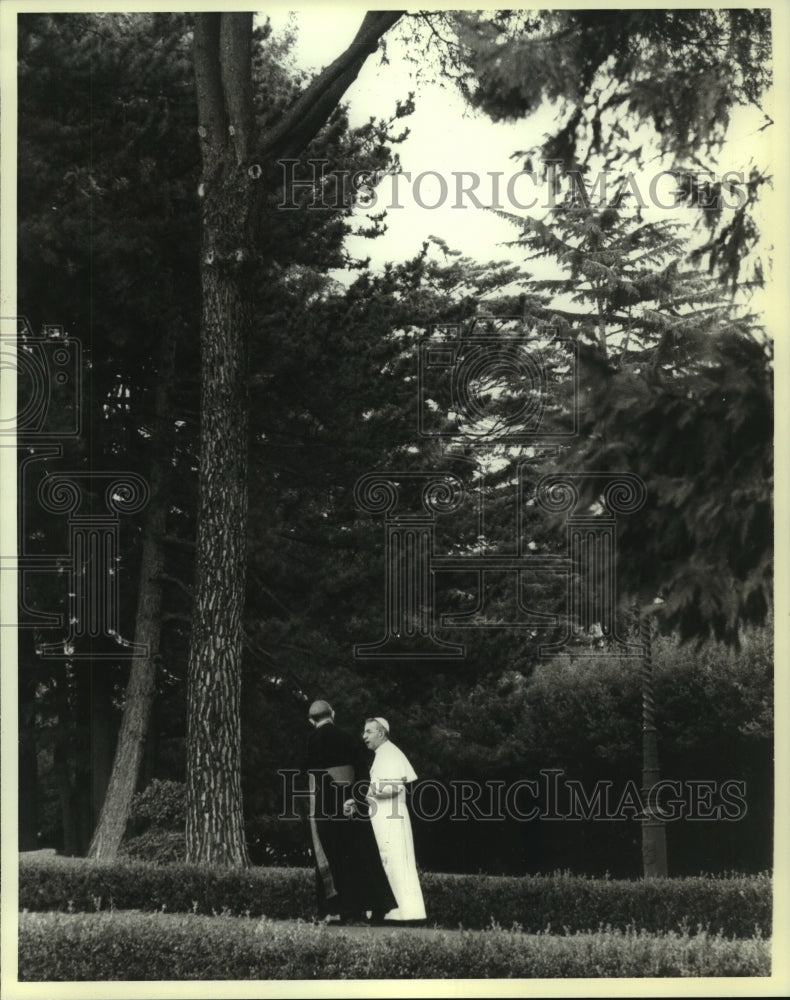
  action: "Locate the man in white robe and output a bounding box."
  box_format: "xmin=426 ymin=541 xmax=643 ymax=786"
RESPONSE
xmin=362 ymin=717 xmax=426 ymax=923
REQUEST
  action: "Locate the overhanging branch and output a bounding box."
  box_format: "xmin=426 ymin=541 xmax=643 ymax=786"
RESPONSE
xmin=258 ymin=10 xmax=404 ymax=163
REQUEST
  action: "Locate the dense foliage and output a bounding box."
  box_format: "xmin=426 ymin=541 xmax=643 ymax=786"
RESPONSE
xmin=17 ymin=9 xmax=773 ymax=879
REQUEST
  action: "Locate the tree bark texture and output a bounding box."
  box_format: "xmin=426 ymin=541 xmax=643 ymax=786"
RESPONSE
xmin=187 ymin=13 xmax=254 ymax=867
xmin=88 ymin=330 xmax=177 ymax=860
xmin=186 ymin=249 xmax=252 ymax=865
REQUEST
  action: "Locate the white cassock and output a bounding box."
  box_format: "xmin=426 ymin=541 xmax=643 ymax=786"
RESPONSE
xmin=368 ymin=740 xmax=426 ymax=921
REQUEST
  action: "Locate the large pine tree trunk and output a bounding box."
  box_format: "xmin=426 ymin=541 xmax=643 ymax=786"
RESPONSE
xmin=88 ymin=331 xmax=177 ymax=860
xmin=185 ymin=250 xmax=251 ymax=865
xmin=186 ymin=13 xmax=255 ymax=867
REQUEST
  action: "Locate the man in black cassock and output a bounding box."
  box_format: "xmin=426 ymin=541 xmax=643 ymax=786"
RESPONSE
xmin=304 ymin=699 xmax=396 ymax=924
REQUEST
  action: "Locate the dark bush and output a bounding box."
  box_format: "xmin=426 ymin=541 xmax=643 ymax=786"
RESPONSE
xmin=119 ymin=830 xmax=185 ymax=865
xmin=19 ymin=856 xmax=771 ymax=937
xmin=122 ymin=779 xmax=309 ymax=867
xmin=127 ymin=780 xmax=185 ymax=836
xmin=245 ymin=816 xmax=310 ymax=867
xmin=18 ymin=911 xmax=770 ymax=980
xmin=120 ymin=779 xmax=188 ymax=864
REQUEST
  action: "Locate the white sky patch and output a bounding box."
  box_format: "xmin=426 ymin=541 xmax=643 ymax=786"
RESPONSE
xmin=266 ymin=8 xmax=774 ymax=319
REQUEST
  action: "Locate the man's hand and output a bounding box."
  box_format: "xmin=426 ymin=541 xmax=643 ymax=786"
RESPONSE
xmin=343 ymin=798 xmax=357 ymax=816
xmin=368 ymin=780 xmax=399 ymax=800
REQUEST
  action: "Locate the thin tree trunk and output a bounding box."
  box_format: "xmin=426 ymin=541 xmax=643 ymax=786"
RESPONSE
xmin=74 ymin=663 xmax=94 ymax=852
xmin=640 ymin=614 xmax=668 ymax=876
xmin=53 ymin=663 xmax=81 ymax=855
xmin=88 ymin=330 xmax=178 ymax=859
xmin=90 ymin=665 xmax=115 ymax=826
xmin=141 ymin=703 xmax=158 ymax=789
xmin=18 ymin=631 xmax=40 ymax=850
xmin=596 ymin=291 xmax=607 ymax=358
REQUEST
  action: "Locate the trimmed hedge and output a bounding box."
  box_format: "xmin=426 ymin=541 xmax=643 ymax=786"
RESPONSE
xmin=18 ymin=911 xmax=770 ymax=980
xmin=19 ymin=855 xmax=771 ymax=938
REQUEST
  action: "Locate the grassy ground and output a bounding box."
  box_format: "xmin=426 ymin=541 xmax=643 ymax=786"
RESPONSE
xmin=17 ymin=854 xmax=774 ymax=980
xmin=18 ymin=910 xmax=771 ymax=980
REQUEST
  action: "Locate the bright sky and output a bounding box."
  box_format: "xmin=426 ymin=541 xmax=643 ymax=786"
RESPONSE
xmin=265 ymin=7 xmax=774 ymax=318
xmin=267 ymin=9 xmax=571 ymax=275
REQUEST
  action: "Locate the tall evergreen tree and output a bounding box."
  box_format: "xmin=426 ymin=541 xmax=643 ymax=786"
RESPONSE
xmin=18 ymin=11 xmax=202 ymax=855
xmin=484 ymin=187 xmax=770 ymax=874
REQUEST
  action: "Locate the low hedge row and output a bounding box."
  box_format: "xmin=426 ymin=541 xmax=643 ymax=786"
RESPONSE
xmin=18 ymin=911 xmax=771 ymax=980
xmin=19 ymin=855 xmax=771 ymax=938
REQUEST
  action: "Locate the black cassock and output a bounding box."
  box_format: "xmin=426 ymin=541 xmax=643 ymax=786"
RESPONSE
xmin=304 ymin=721 xmax=396 ymax=918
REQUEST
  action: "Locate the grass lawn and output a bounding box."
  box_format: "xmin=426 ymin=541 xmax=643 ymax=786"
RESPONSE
xmin=18 ymin=909 xmax=772 ymax=980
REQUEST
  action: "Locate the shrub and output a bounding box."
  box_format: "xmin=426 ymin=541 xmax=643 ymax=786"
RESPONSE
xmin=19 ymin=855 xmax=771 ymax=938
xmin=119 ymin=830 xmax=185 ymax=865
xmin=18 ymin=911 xmax=771 ymax=980
xmin=120 ymin=780 xmax=188 ymax=864
xmin=121 ymin=781 xmax=308 ymax=867
xmin=245 ymin=816 xmax=310 ymax=868
xmin=127 ymin=780 xmax=185 ymax=836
